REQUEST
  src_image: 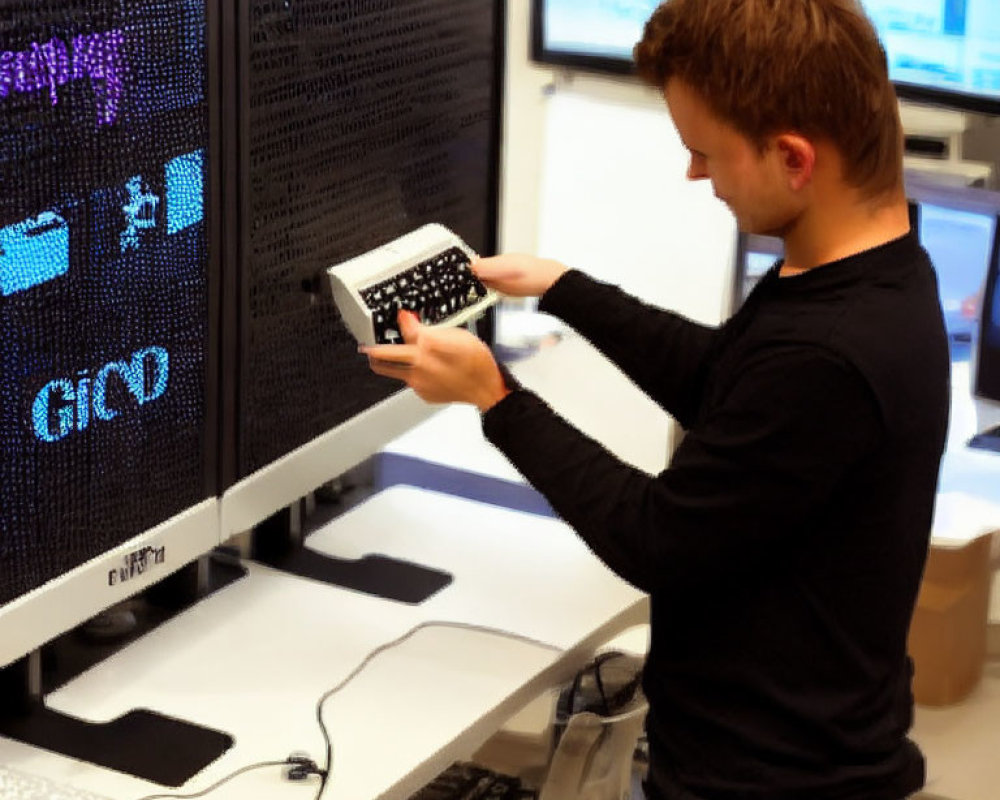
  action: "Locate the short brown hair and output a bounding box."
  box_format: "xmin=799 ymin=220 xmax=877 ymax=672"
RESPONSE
xmin=634 ymin=0 xmax=903 ymax=198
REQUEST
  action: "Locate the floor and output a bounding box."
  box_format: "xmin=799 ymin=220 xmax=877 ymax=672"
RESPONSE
xmin=909 ymin=570 xmax=1000 ymax=800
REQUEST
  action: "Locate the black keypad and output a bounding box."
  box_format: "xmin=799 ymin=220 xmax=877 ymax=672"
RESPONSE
xmin=360 ymin=247 xmax=488 ymax=344
xmin=407 ymin=761 xmax=534 ymax=800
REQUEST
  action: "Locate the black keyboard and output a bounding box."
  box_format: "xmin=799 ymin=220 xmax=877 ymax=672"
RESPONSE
xmin=407 ymin=762 xmax=536 ymax=800
xmin=359 ymin=247 xmax=489 ymax=345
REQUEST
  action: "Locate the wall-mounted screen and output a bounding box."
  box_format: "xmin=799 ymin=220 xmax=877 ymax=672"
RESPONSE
xmin=532 ymin=0 xmax=1000 ymax=115
xmin=861 ymin=0 xmax=1000 ymax=114
xmin=531 ymin=0 xmax=658 ymax=73
xmin=0 ymin=0 xmax=215 ymax=609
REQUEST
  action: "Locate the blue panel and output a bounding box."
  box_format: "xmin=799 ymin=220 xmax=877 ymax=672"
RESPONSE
xmin=0 ymin=212 xmax=70 ymax=296
xmin=166 ymin=150 xmax=204 ymax=235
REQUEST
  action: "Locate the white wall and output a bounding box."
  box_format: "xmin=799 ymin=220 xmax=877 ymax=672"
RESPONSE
xmin=499 ymin=0 xmax=737 ymax=327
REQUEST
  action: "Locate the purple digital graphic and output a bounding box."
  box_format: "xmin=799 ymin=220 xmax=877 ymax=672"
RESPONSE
xmin=0 ymin=29 xmax=126 ymax=126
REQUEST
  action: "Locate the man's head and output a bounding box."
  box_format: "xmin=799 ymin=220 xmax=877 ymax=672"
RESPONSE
xmin=635 ymin=0 xmax=904 ymax=236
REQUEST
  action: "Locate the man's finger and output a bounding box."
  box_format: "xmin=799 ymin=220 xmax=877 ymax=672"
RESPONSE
xmin=367 ymin=355 xmax=416 ymax=381
xmin=360 ymin=343 xmax=418 ymax=364
xmin=397 ymin=309 xmax=422 ymax=343
xmin=471 ymin=259 xmax=520 ymax=281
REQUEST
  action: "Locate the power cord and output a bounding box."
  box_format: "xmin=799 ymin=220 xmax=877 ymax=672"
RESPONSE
xmin=136 ymin=620 xmax=564 ymax=800
xmin=133 ymin=760 xmax=303 ymax=800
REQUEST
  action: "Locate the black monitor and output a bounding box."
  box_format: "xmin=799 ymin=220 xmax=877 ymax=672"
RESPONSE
xmin=0 ymin=0 xmax=220 ymax=661
xmin=218 ymin=0 xmax=506 ymax=602
xmin=0 ymin=0 xmax=230 ymax=786
xmin=861 ymin=0 xmax=1000 ymax=115
xmin=971 ymin=210 xmax=1000 ymax=443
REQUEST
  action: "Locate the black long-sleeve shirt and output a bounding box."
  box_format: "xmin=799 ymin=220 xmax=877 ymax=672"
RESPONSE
xmin=482 ymin=231 xmax=950 ymax=800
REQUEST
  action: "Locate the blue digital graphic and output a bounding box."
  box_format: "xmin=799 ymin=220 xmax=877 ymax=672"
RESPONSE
xmin=120 ymin=176 xmax=160 ymax=253
xmin=0 ymin=212 xmax=70 ymax=295
xmin=166 ymin=150 xmax=204 ymax=234
xmin=31 ymin=346 xmax=171 ymax=443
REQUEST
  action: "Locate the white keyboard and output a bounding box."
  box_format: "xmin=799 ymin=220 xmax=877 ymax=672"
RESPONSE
xmin=326 ymin=223 xmax=498 ymax=347
xmin=0 ymin=766 xmax=111 ymax=800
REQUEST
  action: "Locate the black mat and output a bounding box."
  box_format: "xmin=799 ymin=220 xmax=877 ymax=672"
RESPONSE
xmin=257 ymin=547 xmax=452 ymax=605
xmin=0 ymin=706 xmax=232 ymax=787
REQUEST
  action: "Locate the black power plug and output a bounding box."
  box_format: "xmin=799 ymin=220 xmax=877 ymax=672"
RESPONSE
xmin=284 ymin=752 xmax=323 ymax=782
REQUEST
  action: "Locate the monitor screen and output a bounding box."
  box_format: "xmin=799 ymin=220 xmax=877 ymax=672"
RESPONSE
xmin=0 ymin=1 xmax=214 ymax=609
xmin=973 ymin=215 xmax=1000 ymax=403
xmin=918 ymin=203 xmax=996 ymax=355
xmin=532 ymin=0 xmax=1000 ymax=113
xmin=733 ymin=189 xmax=1000 ymax=371
xmin=861 ymin=0 xmax=1000 ymax=113
xmin=229 ymin=0 xmax=503 ymax=488
xmin=532 ymin=0 xmax=659 ymax=72
xmin=732 ymin=233 xmax=782 ymax=310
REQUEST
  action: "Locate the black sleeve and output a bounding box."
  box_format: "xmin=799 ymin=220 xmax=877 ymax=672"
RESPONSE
xmin=539 ymin=270 xmax=720 ymax=427
xmin=482 ymin=345 xmax=882 ymax=594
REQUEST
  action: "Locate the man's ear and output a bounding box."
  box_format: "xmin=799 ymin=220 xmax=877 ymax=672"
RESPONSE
xmin=774 ymin=133 xmax=816 ymax=191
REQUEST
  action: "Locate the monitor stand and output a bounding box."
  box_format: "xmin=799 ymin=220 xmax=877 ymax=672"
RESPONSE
xmin=252 ymin=493 xmax=453 ymax=605
xmin=968 ymin=425 xmax=1000 ymax=453
xmin=0 ymin=556 xmax=242 ymax=787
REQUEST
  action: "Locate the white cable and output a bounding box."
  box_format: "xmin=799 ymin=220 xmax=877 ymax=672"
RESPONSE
xmin=133 ymin=620 xmax=564 ymax=800
xmin=314 ymin=619 xmax=565 ymax=797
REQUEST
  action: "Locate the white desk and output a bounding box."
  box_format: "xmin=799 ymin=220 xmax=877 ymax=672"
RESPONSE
xmin=0 ymin=487 xmax=647 ymax=800
xmin=379 ymin=332 xmax=675 ymax=495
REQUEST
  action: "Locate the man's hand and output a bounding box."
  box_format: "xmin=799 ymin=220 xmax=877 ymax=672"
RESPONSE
xmin=362 ymin=310 xmax=511 ymax=412
xmin=472 ymin=254 xmax=569 ymax=298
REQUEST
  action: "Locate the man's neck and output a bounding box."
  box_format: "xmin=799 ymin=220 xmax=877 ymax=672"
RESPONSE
xmin=779 ymin=189 xmax=911 ymax=277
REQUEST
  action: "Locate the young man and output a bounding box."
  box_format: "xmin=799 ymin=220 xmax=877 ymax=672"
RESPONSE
xmin=364 ymin=1 xmax=951 ymax=797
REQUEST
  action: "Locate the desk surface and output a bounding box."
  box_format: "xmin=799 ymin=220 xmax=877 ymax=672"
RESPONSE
xmin=0 ymin=487 xmax=647 ymax=800
xmin=382 ymin=334 xmax=674 ymax=483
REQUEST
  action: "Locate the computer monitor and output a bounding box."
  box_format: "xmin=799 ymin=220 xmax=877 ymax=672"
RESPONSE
xmin=219 ymin=0 xmax=505 ymax=600
xmin=731 ymin=233 xmax=783 ymax=310
xmin=971 ymin=211 xmax=1000 ymax=438
xmin=861 ymin=0 xmax=1000 ymax=115
xmin=0 ymin=0 xmax=229 ymax=785
xmin=531 ymin=0 xmax=659 ymax=74
xmin=917 ymin=202 xmax=996 ymax=356
xmin=0 ymin=0 xmax=220 ymax=667
xmin=530 ymin=0 xmax=1000 ymax=116
xmin=733 ymin=179 xmax=1000 ymax=435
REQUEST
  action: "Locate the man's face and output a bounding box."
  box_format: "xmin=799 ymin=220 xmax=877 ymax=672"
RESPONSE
xmin=664 ymin=79 xmax=802 ymax=237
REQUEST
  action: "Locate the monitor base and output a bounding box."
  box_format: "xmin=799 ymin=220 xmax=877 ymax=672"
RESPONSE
xmin=968 ymin=425 xmax=1000 ymax=452
xmin=0 ymin=705 xmax=232 ymax=788
xmin=0 ymin=555 xmax=246 ymax=786
xmin=256 ymin=547 xmax=453 ymax=604
xmin=253 ymin=492 xmax=453 ymax=604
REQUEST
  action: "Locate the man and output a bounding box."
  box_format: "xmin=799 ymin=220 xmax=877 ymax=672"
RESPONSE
xmin=364 ymin=0 xmax=950 ymax=797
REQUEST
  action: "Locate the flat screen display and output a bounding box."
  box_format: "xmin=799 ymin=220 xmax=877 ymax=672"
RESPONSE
xmin=0 ymin=1 xmax=213 ymax=606
xmin=861 ymin=0 xmax=1000 ymax=112
xmin=974 ymin=217 xmax=1000 ymax=402
xmin=919 ymin=204 xmax=996 ymax=352
xmin=236 ymin=0 xmax=502 ymax=480
xmin=533 ymin=0 xmax=1000 ymax=113
xmin=535 ymin=0 xmax=658 ymax=69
